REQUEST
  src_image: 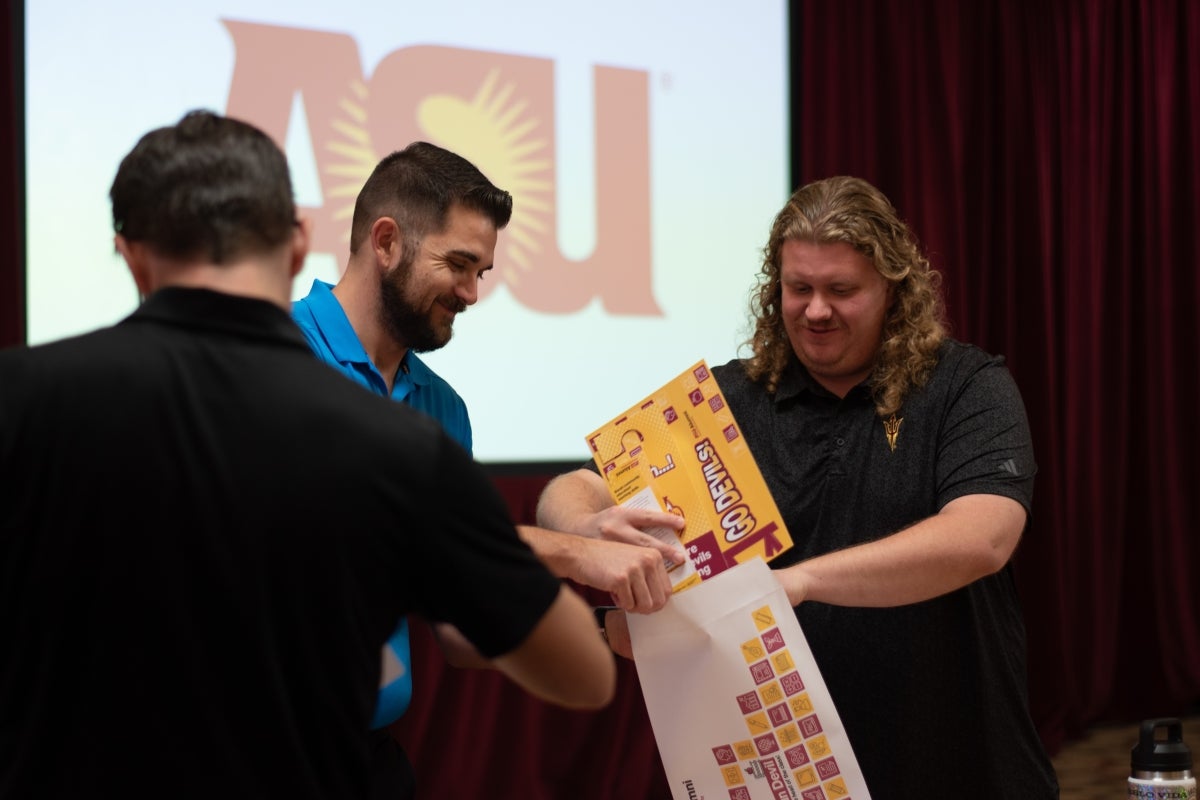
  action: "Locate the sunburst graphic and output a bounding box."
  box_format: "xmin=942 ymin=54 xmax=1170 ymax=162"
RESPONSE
xmin=325 ymin=79 xmax=379 ymax=246
xmin=416 ymin=69 xmax=552 ymax=288
xmin=323 ymin=71 xmax=552 ymax=282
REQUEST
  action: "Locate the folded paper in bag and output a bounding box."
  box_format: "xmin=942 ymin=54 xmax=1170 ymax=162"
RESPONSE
xmin=629 ymin=558 xmax=872 ymax=800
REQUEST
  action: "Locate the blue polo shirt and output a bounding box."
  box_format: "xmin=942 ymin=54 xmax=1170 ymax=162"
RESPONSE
xmin=293 ymin=279 xmax=474 ymax=729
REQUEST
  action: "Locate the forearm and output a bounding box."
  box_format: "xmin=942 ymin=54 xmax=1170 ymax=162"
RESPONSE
xmin=517 ymin=524 xmax=675 ymax=613
xmin=777 ymin=494 xmax=1025 ymax=607
xmin=516 ymin=525 xmax=578 ymax=579
xmin=430 ymin=622 xmax=491 ymax=669
xmin=535 ymin=469 xmax=612 ymax=534
xmin=492 ymin=585 xmax=615 ymax=709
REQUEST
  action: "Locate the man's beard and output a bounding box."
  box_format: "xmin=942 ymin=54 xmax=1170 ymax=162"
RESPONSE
xmin=379 ymin=256 xmax=465 ymax=354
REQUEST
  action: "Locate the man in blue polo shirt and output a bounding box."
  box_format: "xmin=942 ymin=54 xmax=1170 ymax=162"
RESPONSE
xmin=294 ymin=141 xmax=684 ymax=799
xmin=294 ymin=277 xmax=471 ymax=451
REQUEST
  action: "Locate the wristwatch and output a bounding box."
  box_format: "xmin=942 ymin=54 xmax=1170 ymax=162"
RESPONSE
xmin=593 ymin=605 xmax=618 ymax=643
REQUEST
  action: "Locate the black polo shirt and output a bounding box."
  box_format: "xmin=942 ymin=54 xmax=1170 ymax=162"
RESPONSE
xmin=715 ymin=341 xmax=1036 ymax=565
xmin=0 ymin=288 xmax=560 ymax=798
xmin=713 ymin=342 xmax=1058 ymax=798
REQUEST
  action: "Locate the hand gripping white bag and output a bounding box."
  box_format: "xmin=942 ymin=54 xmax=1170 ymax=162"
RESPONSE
xmin=628 ymin=558 xmax=872 ymax=800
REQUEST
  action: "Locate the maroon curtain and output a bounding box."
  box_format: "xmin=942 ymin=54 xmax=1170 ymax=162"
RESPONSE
xmin=3 ymin=2 xmax=1199 ymax=797
xmin=795 ymin=0 xmax=1200 ymax=754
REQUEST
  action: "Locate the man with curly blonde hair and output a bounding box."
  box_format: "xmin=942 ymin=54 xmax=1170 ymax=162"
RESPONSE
xmin=538 ymin=176 xmax=1058 ymax=797
xmin=743 ymin=175 xmax=948 ymax=420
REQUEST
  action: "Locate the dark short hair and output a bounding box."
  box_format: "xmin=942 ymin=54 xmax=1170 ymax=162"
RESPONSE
xmin=109 ymin=110 xmax=296 ymax=264
xmin=348 ymin=141 xmax=512 ymax=254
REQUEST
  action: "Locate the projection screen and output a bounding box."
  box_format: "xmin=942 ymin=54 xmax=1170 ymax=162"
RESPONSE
xmin=25 ymin=1 xmax=789 ymax=464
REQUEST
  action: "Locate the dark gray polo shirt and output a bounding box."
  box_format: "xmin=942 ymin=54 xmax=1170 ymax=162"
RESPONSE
xmin=712 ymin=340 xmax=1057 ymax=798
xmin=715 ymin=341 xmax=1035 ymax=567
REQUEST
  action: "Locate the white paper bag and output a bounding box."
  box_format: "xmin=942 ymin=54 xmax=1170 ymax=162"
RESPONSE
xmin=628 ymin=558 xmax=872 ymax=800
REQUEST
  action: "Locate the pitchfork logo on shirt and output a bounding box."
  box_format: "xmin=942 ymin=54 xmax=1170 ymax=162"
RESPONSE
xmin=222 ymin=20 xmax=660 ymax=317
xmin=883 ymin=413 xmax=903 ymax=452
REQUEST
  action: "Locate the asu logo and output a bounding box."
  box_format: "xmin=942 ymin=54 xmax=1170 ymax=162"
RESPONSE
xmin=223 ymin=20 xmax=659 ymax=315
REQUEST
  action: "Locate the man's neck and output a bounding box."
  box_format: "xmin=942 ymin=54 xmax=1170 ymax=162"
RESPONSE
xmin=330 ymin=278 xmax=409 ymax=392
xmin=151 ymin=263 xmax=293 ymax=311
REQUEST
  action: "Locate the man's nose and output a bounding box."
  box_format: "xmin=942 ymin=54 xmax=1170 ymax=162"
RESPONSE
xmin=457 ymin=273 xmax=479 ymax=306
xmin=805 ymin=292 xmax=832 ymax=320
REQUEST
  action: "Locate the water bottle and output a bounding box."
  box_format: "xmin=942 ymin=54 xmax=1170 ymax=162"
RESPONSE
xmin=1128 ymin=717 xmax=1196 ymax=799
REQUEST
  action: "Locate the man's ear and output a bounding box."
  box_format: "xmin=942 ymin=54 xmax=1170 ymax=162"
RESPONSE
xmin=114 ymin=235 xmax=152 ymax=298
xmin=370 ymin=217 xmax=402 ymax=270
xmin=290 ymin=217 xmax=313 ymax=278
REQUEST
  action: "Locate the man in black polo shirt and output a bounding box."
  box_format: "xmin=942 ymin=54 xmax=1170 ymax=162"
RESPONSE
xmin=537 ymin=176 xmax=1059 ymax=797
xmin=0 ymin=110 xmax=614 ymax=798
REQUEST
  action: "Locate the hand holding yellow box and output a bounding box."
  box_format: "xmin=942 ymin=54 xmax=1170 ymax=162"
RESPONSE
xmin=586 ymin=361 xmax=793 ymax=592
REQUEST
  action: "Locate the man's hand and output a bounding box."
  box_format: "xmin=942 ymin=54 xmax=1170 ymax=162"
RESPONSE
xmin=518 ymin=526 xmax=675 ymax=613
xmin=573 ymin=536 xmax=674 ymax=613
xmin=577 ymin=504 xmax=687 ymax=565
xmin=531 ymin=468 xmax=688 ymax=612
xmin=537 ymin=468 xmax=688 ymax=566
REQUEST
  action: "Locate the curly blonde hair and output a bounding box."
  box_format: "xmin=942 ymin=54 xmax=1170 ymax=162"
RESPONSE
xmin=743 ymin=176 xmax=947 ymax=418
